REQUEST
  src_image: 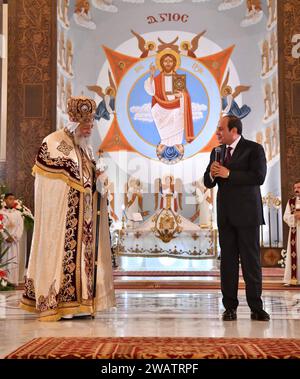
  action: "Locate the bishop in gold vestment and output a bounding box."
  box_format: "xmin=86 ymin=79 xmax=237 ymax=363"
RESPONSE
xmin=20 ymin=97 xmax=115 ymax=321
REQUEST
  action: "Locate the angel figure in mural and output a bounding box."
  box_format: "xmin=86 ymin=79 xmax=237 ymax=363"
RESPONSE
xmin=124 ymin=177 xmax=149 ymax=228
xmin=156 ymin=37 xmax=180 ymax=53
xmin=87 ymin=70 xmax=116 ymax=121
xmin=190 ymin=179 xmax=213 ymax=228
xmin=240 ymin=0 xmax=263 ymax=27
xmin=92 ymin=0 xmax=118 ymax=13
xmin=131 ymin=30 xmax=157 ymax=58
xmin=144 ymin=49 xmax=194 ymax=163
xmin=73 ymin=0 xmax=96 ymax=30
xmin=180 ymin=30 xmax=206 ymax=58
xmin=218 ymin=0 xmax=244 ymax=12
xmin=220 ymin=70 xmax=251 ymax=119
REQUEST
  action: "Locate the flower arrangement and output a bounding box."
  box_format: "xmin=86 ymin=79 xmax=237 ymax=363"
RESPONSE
xmin=10 ymin=198 xmax=34 ymax=231
xmin=0 ymin=185 xmax=34 ymax=231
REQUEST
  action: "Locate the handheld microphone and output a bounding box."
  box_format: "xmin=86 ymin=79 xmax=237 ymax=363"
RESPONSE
xmin=214 ymin=147 xmax=221 ymax=163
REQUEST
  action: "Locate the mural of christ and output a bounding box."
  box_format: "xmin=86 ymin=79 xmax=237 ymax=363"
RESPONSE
xmin=144 ymin=49 xmax=195 ymax=147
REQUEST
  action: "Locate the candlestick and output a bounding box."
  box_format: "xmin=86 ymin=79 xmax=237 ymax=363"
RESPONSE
xmin=273 ymin=197 xmax=281 ymax=248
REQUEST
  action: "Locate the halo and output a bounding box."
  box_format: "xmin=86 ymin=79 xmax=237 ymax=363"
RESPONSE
xmin=145 ymin=41 xmax=156 ymax=50
xmin=156 ymin=49 xmax=181 ymax=72
xmin=180 ymin=41 xmax=191 ymax=51
xmin=105 ymin=86 xmax=116 ymax=96
xmin=221 ymin=85 xmax=232 ymax=96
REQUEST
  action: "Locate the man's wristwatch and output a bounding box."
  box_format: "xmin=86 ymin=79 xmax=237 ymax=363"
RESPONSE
xmin=227 ymin=170 xmax=230 ymax=178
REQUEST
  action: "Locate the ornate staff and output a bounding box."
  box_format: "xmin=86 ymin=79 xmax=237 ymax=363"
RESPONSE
xmin=273 ymin=196 xmax=281 ymax=247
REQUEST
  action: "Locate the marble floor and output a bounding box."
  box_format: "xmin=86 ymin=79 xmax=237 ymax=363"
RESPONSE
xmin=1 ymin=289 xmax=300 ymax=358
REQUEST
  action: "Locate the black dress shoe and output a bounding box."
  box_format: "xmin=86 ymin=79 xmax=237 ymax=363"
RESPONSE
xmin=251 ymin=309 xmax=270 ymax=321
xmin=222 ymin=309 xmax=237 ymax=321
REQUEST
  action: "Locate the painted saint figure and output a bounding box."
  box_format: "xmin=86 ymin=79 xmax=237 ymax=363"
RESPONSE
xmin=124 ymin=177 xmax=149 ymax=228
xmin=190 ymin=180 xmax=213 ymax=227
xmin=144 ymin=49 xmax=195 ymax=149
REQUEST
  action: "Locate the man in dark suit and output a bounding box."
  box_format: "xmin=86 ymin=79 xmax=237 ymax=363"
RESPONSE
xmin=204 ymin=115 xmax=270 ymax=321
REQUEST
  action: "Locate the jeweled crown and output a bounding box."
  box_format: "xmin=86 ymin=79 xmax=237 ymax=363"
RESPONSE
xmin=67 ymin=96 xmax=96 ymax=122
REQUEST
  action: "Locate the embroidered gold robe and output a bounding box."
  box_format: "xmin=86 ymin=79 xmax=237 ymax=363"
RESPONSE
xmin=20 ymin=128 xmax=115 ymax=321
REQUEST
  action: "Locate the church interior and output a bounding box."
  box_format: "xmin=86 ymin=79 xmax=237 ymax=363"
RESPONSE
xmin=0 ymin=0 xmax=300 ymax=362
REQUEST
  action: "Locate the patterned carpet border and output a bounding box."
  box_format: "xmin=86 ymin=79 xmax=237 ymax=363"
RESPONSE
xmin=5 ymin=337 xmax=300 ymax=359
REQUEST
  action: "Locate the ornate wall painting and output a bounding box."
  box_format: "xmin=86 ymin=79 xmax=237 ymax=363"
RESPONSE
xmin=56 ymin=0 xmax=282 ymax=254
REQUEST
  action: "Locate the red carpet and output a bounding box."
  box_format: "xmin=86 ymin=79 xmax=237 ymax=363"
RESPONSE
xmin=5 ymin=337 xmax=300 ymax=359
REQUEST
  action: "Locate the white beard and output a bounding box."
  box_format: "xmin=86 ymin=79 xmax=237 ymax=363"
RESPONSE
xmin=74 ymin=132 xmax=94 ymax=160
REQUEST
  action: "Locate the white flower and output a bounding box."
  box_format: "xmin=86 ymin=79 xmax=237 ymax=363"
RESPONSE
xmin=0 ymin=195 xmax=34 ymax=220
xmin=1 ymin=278 xmax=7 ymax=287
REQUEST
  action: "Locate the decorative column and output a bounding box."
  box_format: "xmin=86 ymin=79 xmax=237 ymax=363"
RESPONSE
xmin=6 ymin=0 xmax=57 ymax=210
xmin=278 ymin=1 xmax=300 ymax=245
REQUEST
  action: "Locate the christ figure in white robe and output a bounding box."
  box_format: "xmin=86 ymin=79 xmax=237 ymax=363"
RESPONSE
xmin=144 ymin=51 xmax=195 ymax=147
